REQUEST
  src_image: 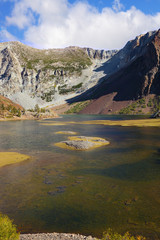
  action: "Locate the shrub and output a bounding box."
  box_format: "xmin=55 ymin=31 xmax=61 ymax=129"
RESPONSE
xmin=40 ymin=108 xmax=46 ymax=113
xmin=0 ymin=214 xmax=20 ymax=240
xmin=147 ymin=99 xmax=153 ymax=107
xmin=102 ymin=228 xmax=146 ymax=240
xmin=34 ymin=104 xmax=40 ymax=113
xmin=17 ymin=109 xmax=21 ymax=117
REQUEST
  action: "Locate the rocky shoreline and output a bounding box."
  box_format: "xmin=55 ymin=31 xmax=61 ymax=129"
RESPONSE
xmin=20 ymin=233 xmax=97 ymax=240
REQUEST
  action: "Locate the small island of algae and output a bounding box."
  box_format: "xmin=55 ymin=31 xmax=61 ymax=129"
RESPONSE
xmin=55 ymin=136 xmax=110 ymax=151
xmin=55 ymin=131 xmax=77 ymax=135
xmin=0 ymin=152 xmax=30 ymax=167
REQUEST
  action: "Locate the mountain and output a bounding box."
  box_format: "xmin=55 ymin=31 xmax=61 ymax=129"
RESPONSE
xmin=0 ymin=41 xmax=117 ymax=109
xmin=1 ymin=29 xmax=160 ymax=115
xmin=67 ymin=29 xmax=160 ymax=114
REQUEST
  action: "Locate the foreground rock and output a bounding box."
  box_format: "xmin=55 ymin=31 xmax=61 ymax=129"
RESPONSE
xmin=20 ymin=233 xmax=97 ymax=240
xmin=55 ymin=136 xmax=109 ymax=151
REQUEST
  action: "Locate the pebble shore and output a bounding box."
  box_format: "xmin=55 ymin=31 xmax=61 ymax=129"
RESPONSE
xmin=20 ymin=233 xmax=97 ymax=240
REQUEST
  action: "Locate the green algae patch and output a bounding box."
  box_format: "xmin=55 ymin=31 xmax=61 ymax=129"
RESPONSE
xmin=76 ymin=119 xmax=160 ymax=127
xmin=55 ymin=136 xmax=110 ymax=151
xmin=0 ymin=152 xmax=30 ymax=168
xmin=55 ymin=131 xmax=77 ymax=135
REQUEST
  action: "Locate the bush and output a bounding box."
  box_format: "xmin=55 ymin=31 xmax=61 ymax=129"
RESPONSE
xmin=0 ymin=214 xmax=20 ymax=240
xmin=34 ymin=104 xmax=40 ymax=113
xmin=102 ymin=228 xmax=146 ymax=240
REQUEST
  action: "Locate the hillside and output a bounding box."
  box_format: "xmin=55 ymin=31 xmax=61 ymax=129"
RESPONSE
xmin=0 ymin=95 xmax=23 ymax=119
xmin=0 ymin=41 xmax=117 ymax=109
xmin=67 ymin=29 xmax=160 ymax=114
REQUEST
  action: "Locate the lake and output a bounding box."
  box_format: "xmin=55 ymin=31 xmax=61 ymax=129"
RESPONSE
xmin=0 ymin=115 xmax=160 ymax=239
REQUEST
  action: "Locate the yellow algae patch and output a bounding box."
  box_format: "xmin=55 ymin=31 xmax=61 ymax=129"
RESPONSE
xmin=40 ymin=122 xmax=67 ymax=126
xmin=55 ymin=131 xmax=77 ymax=135
xmin=0 ymin=152 xmax=30 ymax=168
xmin=54 ymin=136 xmax=110 ymax=151
xmin=40 ymin=118 xmax=160 ymax=128
xmin=76 ymin=119 xmax=160 ymax=127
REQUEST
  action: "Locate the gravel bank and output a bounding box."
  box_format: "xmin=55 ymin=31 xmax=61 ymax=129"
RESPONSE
xmin=20 ymin=233 xmax=97 ymax=240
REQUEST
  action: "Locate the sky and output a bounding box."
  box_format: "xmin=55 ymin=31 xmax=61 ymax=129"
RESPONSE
xmin=0 ymin=0 xmax=160 ymax=50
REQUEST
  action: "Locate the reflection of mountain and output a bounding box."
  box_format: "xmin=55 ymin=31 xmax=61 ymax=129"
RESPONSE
xmin=68 ymin=30 xmax=160 ymax=114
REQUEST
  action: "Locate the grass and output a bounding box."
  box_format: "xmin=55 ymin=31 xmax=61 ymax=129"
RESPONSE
xmin=0 ymin=152 xmax=30 ymax=168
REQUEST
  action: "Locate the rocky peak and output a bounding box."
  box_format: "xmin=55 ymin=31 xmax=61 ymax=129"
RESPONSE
xmin=85 ymin=48 xmax=118 ymax=60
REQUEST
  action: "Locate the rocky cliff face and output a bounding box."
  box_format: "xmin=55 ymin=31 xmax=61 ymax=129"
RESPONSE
xmin=0 ymin=41 xmax=117 ymax=108
xmin=69 ymin=29 xmax=160 ymax=114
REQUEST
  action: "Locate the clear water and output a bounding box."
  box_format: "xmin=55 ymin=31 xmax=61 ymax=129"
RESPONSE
xmin=0 ymin=115 xmax=160 ymax=239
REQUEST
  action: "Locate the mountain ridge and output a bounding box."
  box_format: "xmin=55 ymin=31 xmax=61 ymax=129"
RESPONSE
xmin=1 ymin=29 xmax=160 ymax=115
xmin=0 ymin=41 xmax=117 ymax=109
xmin=66 ymin=29 xmax=160 ymax=114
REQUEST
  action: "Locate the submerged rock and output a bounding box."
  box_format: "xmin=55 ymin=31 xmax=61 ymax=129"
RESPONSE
xmin=54 ymin=136 xmax=109 ymax=151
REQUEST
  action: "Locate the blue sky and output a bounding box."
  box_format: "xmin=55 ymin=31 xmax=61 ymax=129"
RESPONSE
xmin=0 ymin=0 xmax=160 ymax=49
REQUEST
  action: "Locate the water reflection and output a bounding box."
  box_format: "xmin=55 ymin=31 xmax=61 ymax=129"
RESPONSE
xmin=0 ymin=116 xmax=160 ymax=239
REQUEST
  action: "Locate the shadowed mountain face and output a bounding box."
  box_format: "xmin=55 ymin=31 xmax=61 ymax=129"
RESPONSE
xmin=67 ymin=29 xmax=160 ymax=114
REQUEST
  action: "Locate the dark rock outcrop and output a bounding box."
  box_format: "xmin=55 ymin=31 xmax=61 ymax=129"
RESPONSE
xmin=68 ymin=29 xmax=160 ymax=114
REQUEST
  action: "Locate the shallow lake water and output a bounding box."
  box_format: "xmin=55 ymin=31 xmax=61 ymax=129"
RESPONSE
xmin=0 ymin=115 xmax=160 ymax=239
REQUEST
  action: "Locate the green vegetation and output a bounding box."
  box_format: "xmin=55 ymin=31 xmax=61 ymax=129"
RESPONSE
xmin=65 ymin=101 xmax=90 ymax=114
xmin=28 ymin=105 xmax=46 ymax=113
xmin=41 ymin=89 xmax=55 ymax=102
xmin=58 ymin=82 xmax=83 ymax=95
xmin=34 ymin=104 xmax=40 ymax=113
xmin=0 ymin=213 xmax=19 ymax=240
xmin=18 ymin=45 xmax=92 ymax=75
xmin=119 ymin=98 xmax=148 ymax=115
xmin=147 ymin=98 xmax=153 ymax=107
xmin=102 ymin=229 xmax=146 ymax=240
xmin=153 ymin=96 xmax=160 ymax=112
xmin=0 ymin=104 xmax=22 ymax=118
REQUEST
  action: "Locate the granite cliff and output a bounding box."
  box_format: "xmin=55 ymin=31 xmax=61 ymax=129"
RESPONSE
xmin=0 ymin=41 xmax=117 ymax=109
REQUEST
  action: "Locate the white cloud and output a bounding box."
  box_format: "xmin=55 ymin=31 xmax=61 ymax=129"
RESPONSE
xmin=4 ymin=0 xmax=160 ymax=50
xmin=112 ymin=0 xmax=124 ymax=12
xmin=0 ymin=28 xmax=17 ymax=42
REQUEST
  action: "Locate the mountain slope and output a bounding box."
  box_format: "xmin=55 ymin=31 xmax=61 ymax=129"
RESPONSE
xmin=68 ymin=29 xmax=160 ymax=114
xmin=0 ymin=95 xmax=23 ymax=119
xmin=0 ymin=41 xmax=117 ymax=109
